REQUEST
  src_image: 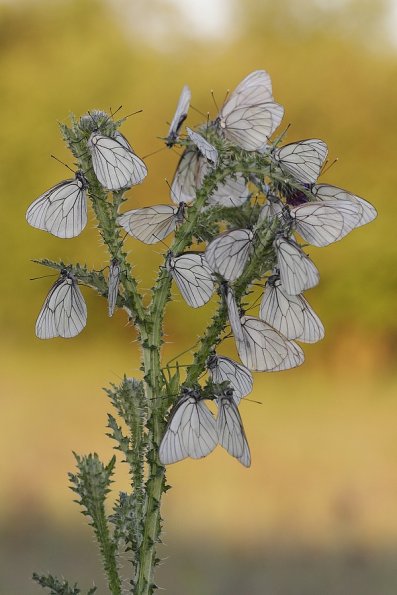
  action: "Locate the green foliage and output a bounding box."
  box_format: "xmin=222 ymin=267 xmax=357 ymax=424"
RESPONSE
xmin=32 ymin=573 xmax=97 ymax=595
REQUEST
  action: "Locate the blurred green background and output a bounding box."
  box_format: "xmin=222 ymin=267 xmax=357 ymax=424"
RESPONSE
xmin=1 ymin=0 xmax=397 ymax=593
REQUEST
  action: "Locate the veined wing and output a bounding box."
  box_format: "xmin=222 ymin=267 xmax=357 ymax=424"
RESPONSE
xmin=260 ymin=276 xmax=324 ymax=343
xmin=207 ymin=354 xmax=253 ymax=404
xmin=167 ymin=252 xmax=215 ymax=308
xmin=267 ymin=340 xmax=305 ymax=371
xmin=166 ymin=85 xmax=191 ymax=147
xmin=108 ymin=258 xmax=121 ymax=317
xmin=186 ymin=127 xmax=218 ymax=165
xmin=311 ymin=184 xmax=377 ymax=228
xmin=225 ymin=286 xmax=288 ymax=371
xmin=205 ymin=229 xmax=254 ymax=282
xmin=171 ymin=148 xmax=209 ymax=204
xmin=207 ymin=173 xmax=250 ymax=208
xmin=159 ymin=390 xmax=217 ymax=464
xmin=88 ymin=132 xmax=147 ymax=190
xmin=26 ymin=172 xmax=88 ymax=239
xmin=273 ymin=139 xmax=328 ymax=184
xmin=35 ymin=271 xmax=87 ymax=339
xmin=118 ymin=204 xmax=182 ymax=244
xmin=217 ymin=391 xmax=251 ymax=467
xmin=220 ymin=102 xmax=284 ymax=151
xmin=274 ymin=237 xmax=319 ymax=295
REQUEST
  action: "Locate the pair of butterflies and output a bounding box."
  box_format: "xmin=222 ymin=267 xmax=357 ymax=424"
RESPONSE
xmin=26 ymin=129 xmax=147 ymax=239
xmin=223 ymin=285 xmax=305 ymax=372
xmin=166 ymin=70 xmax=283 ymax=154
xmin=159 ymin=387 xmax=250 ymax=467
xmin=35 ymin=260 xmax=121 ymax=339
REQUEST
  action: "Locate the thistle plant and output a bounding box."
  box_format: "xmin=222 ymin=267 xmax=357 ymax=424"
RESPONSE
xmin=28 ymin=70 xmax=377 ymax=595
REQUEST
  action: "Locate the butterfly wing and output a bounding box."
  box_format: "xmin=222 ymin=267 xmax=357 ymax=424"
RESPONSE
xmin=88 ymin=132 xmax=147 ymax=190
xmin=273 ymin=139 xmax=328 ymax=184
xmin=108 ymin=259 xmax=121 ymax=317
xmin=312 ymin=184 xmax=377 ymax=228
xmin=35 ymin=273 xmax=87 ymax=339
xmin=26 ymin=175 xmax=87 ymax=239
xmin=167 ymin=253 xmax=214 ymax=308
xmin=171 ymin=148 xmax=209 ymax=204
xmin=186 ymin=127 xmax=218 ymax=165
xmin=217 ymin=395 xmax=251 ymax=467
xmin=274 ymin=237 xmax=320 ymax=295
xmin=166 ymin=85 xmax=191 ymax=147
xmin=207 ymin=174 xmax=250 ymax=208
xmin=225 ymin=287 xmax=288 ymax=371
xmin=205 ymin=229 xmax=254 ymax=282
xmin=267 ymin=340 xmax=305 ymax=371
xmin=207 ymin=355 xmax=253 ymax=404
xmin=118 ymin=205 xmax=179 ymax=244
xmin=220 ymin=102 xmax=284 ymax=151
xmin=290 ymin=202 xmax=346 ymax=247
xmin=159 ymin=393 xmax=218 ymax=464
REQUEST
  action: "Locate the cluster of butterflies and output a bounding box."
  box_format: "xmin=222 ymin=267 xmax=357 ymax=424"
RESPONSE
xmin=27 ymin=70 xmax=377 ymax=465
xmin=27 ymin=118 xmax=148 ymax=337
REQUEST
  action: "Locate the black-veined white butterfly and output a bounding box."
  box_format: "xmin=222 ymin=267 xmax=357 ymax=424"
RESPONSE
xmin=159 ymin=387 xmax=218 ymax=465
xmin=311 ymin=184 xmax=377 ymax=228
xmin=206 ymin=173 xmax=250 ymax=208
xmin=118 ymin=203 xmax=185 ymax=244
xmin=266 ymin=339 xmax=304 ymax=371
xmin=258 ymin=199 xmax=283 ymax=223
xmin=171 ymin=148 xmax=209 ymax=204
xmin=35 ymin=269 xmax=87 ymax=339
xmin=207 ymin=353 xmax=253 ymax=404
xmin=88 ymin=131 xmax=147 ymax=191
xmin=224 ymin=285 xmax=299 ymax=371
xmin=259 ymin=274 xmax=324 ymax=343
xmin=217 ymin=70 xmax=284 ymax=151
xmin=166 ymin=252 xmax=215 ymax=308
xmin=216 ymin=388 xmax=251 ymax=467
xmin=205 ymin=228 xmax=255 ymax=282
xmin=273 ymin=139 xmax=328 ymax=184
xmin=26 ymin=171 xmax=88 ymax=239
xmin=166 ymin=85 xmax=191 ymax=147
xmin=282 ymin=200 xmax=361 ymax=247
xmin=274 ymin=236 xmax=320 ymax=296
xmin=186 ymin=127 xmax=218 ymax=166
xmin=108 ymin=258 xmax=121 ymax=317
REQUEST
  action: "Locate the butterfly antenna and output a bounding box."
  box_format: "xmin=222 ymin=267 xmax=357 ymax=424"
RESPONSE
xmin=122 ymin=108 xmax=143 ymax=121
xmin=50 ymin=154 xmax=76 ymax=175
xmin=272 ymin=123 xmax=291 ymax=147
xmin=190 ymin=104 xmax=207 ymax=118
xmin=166 ymin=338 xmax=201 ymax=366
xmin=222 ymin=88 xmax=230 ymax=108
xmin=210 ymin=89 xmax=219 ymax=113
xmin=109 ymin=105 xmax=123 ymax=119
xmin=29 ymin=273 xmax=57 ymax=281
xmin=321 ymin=157 xmax=339 ymax=175
xmin=142 ymin=146 xmax=166 ymax=160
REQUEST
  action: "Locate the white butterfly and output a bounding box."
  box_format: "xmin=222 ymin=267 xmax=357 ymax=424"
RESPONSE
xmin=216 ymin=389 xmax=251 ymax=467
xmin=274 ymin=236 xmax=320 ymax=295
xmin=207 ymin=353 xmax=253 ymax=404
xmin=166 ymin=252 xmax=215 ymax=308
xmin=218 ymin=70 xmax=284 ymax=151
xmin=224 ymin=285 xmax=294 ymax=371
xmin=284 ymin=200 xmax=361 ymax=247
xmin=26 ymin=171 xmax=88 ymax=239
xmin=258 ymin=199 xmax=283 ymax=224
xmin=205 ymin=228 xmax=255 ymax=282
xmin=171 ymin=148 xmax=209 ymax=204
xmin=273 ymin=139 xmax=328 ymax=184
xmin=311 ymin=184 xmax=377 ymax=228
xmin=35 ymin=270 xmax=87 ymax=339
xmin=88 ymin=131 xmax=147 ymax=190
xmin=166 ymin=85 xmax=191 ymax=147
xmin=108 ymin=258 xmax=121 ymax=317
xmin=260 ymin=275 xmax=324 ymax=343
xmin=186 ymin=127 xmax=218 ymax=166
xmin=206 ymin=174 xmax=250 ymax=208
xmin=159 ymin=388 xmax=218 ymax=465
xmin=118 ymin=203 xmax=185 ymax=244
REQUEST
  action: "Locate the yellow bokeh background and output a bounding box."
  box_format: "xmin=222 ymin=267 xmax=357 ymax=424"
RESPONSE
xmin=1 ymin=1 xmax=397 ymax=593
